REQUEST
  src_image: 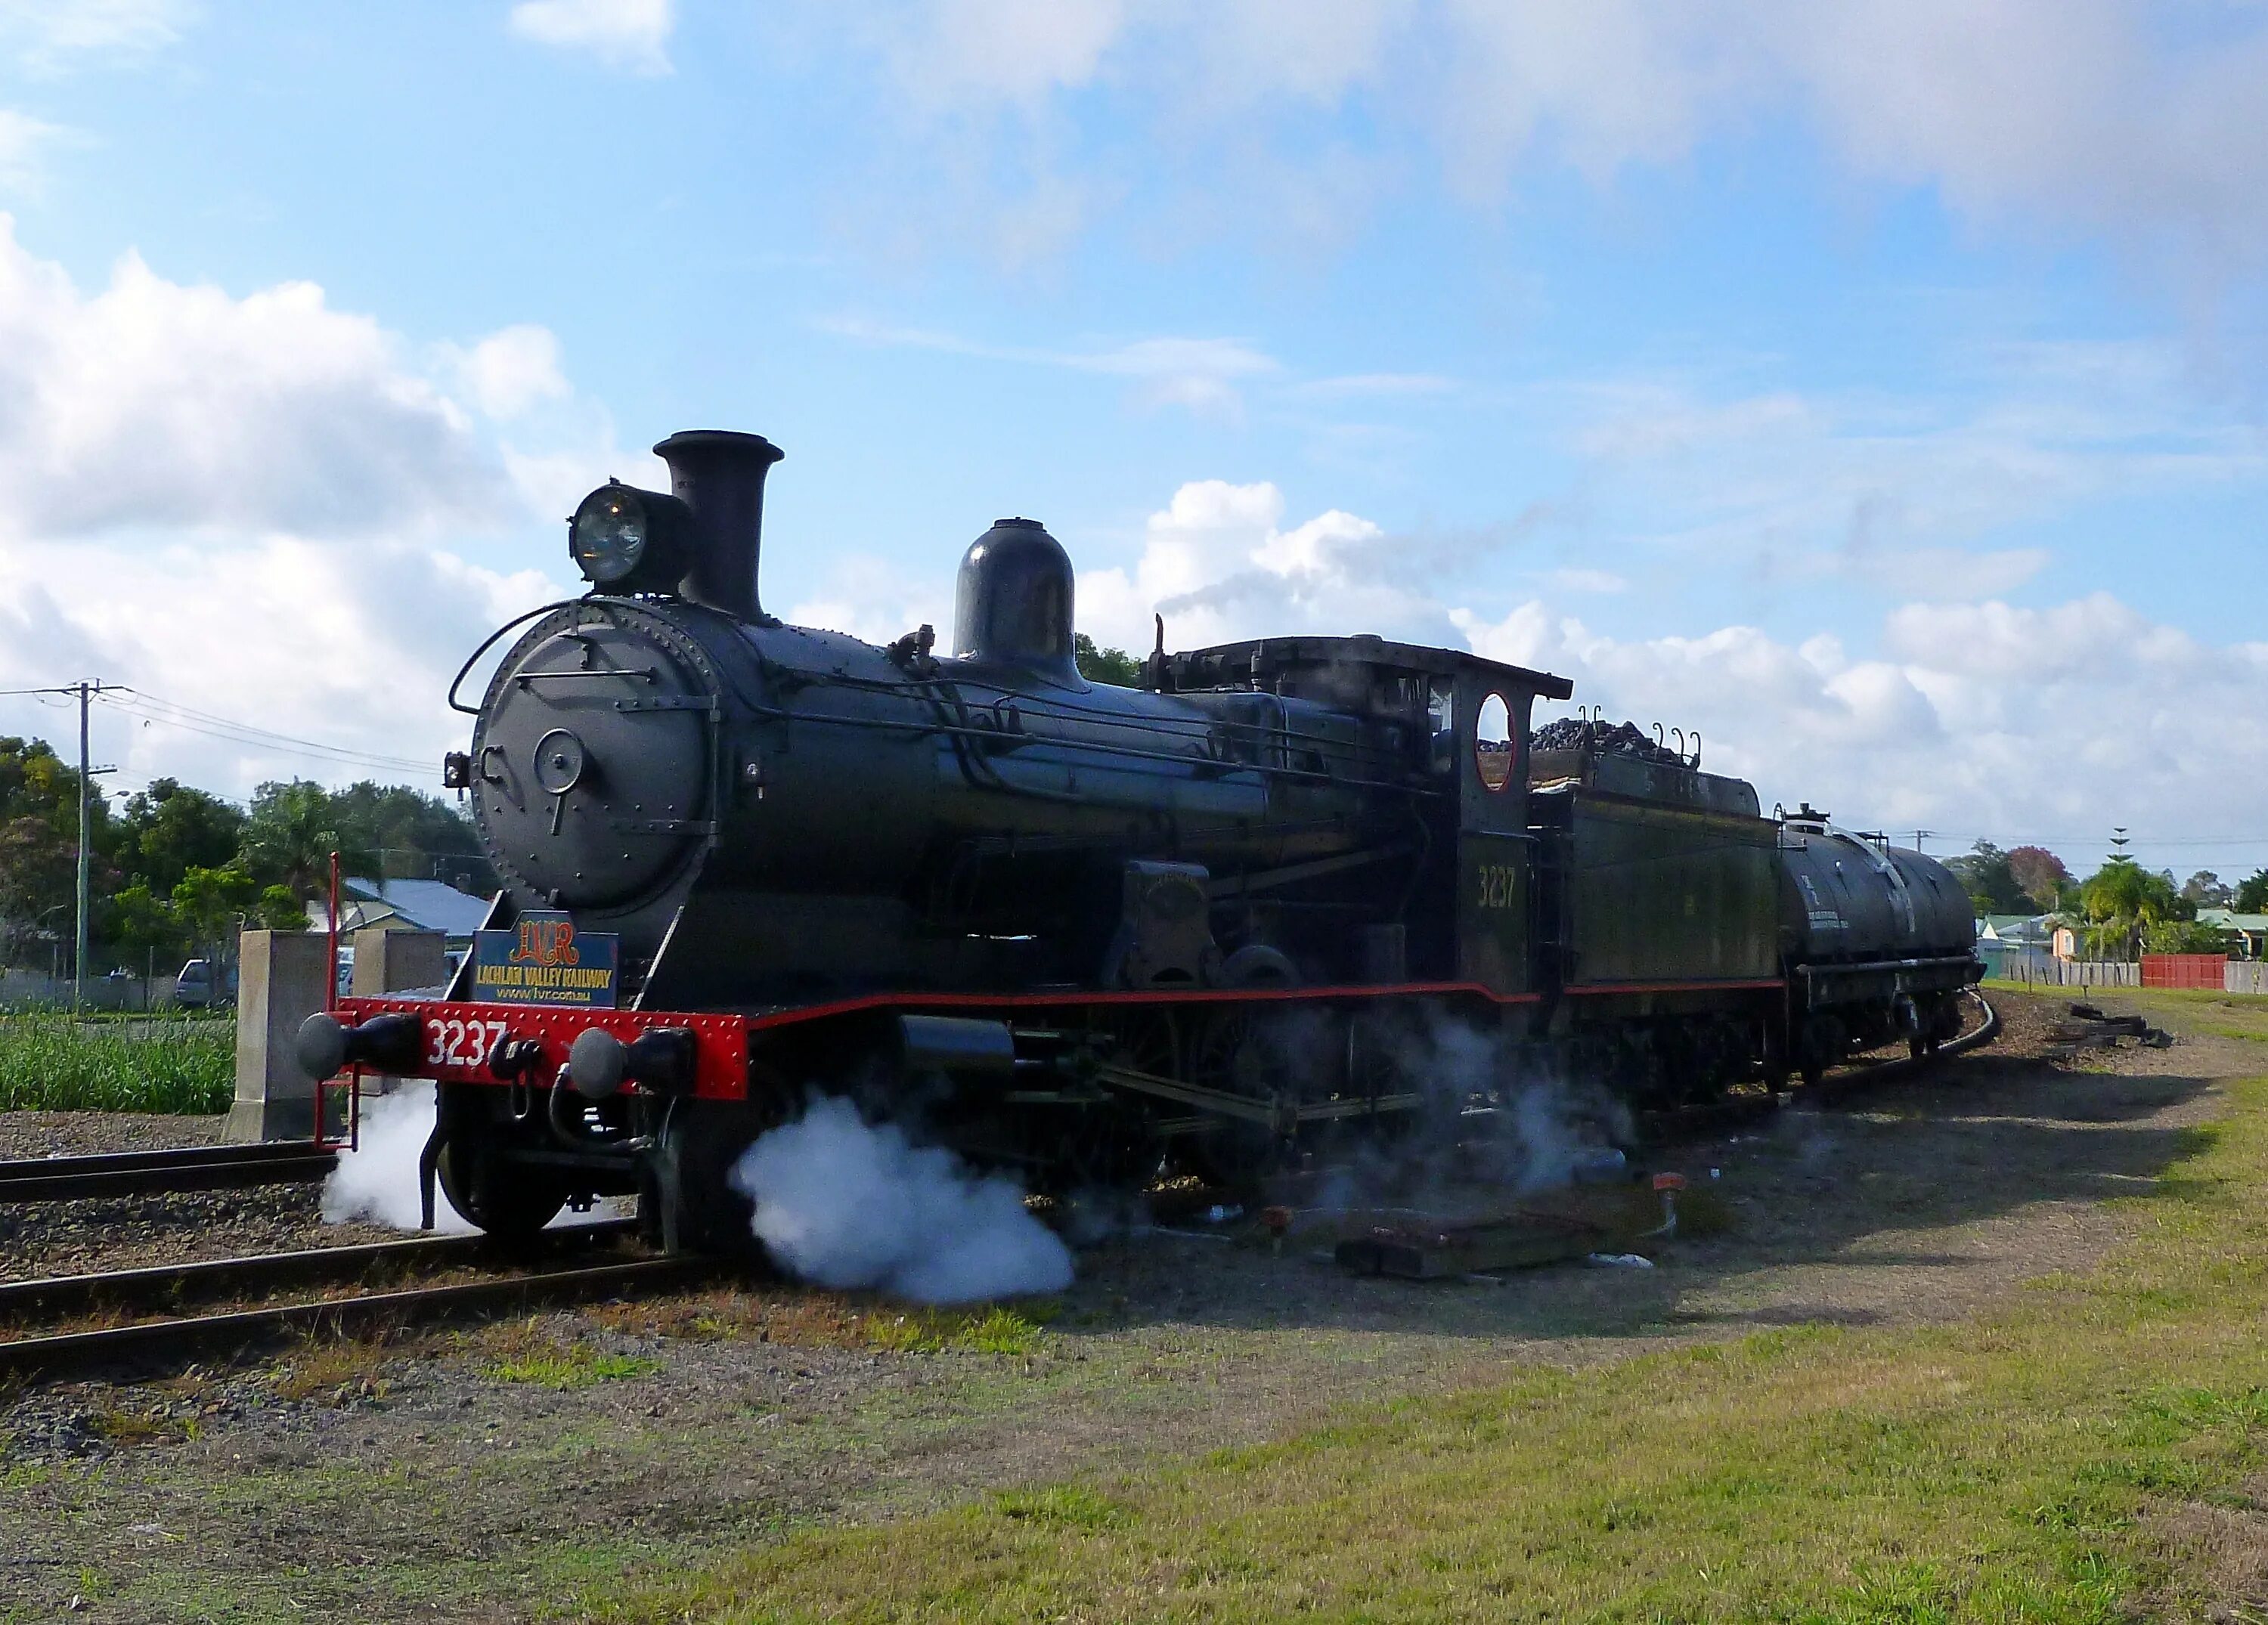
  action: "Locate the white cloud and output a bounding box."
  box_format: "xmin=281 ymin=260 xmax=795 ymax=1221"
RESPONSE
xmin=509 ymin=0 xmax=674 ymax=75
xmin=0 ymin=533 xmax=566 ymax=794
xmin=446 ymin=323 xmax=570 ymax=420
xmin=1548 ymin=568 xmax=1625 ymax=593
xmin=799 ymin=466 xmax=2268 ymax=856
xmin=1287 ymin=373 xmax=1456 ymax=401
xmin=0 ymin=221 xmax=608 ymax=797
xmin=0 ymin=0 xmax=192 ymax=70
xmin=0 ymin=219 xmax=511 ymax=540
xmin=864 ymin=0 xmax=1125 ymax=110
xmin=787 ymin=556 xmax=950 ymax=649
xmin=820 ymin=315 xmax=1280 ymax=419
xmin=1556 ymin=362 xmax=2262 ymax=589
xmin=1077 ymin=478 xmax=1465 ymax=655
xmin=0 ymin=108 xmax=67 ymax=191
xmin=810 ymin=1 xmax=2268 ymax=283
xmin=1455 ymin=588 xmax=2268 ymax=856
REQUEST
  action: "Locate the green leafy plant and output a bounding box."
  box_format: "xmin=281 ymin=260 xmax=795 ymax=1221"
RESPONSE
xmin=2143 ymin=919 xmax=2229 ymax=955
xmin=0 ymin=1010 xmax=234 ymax=1113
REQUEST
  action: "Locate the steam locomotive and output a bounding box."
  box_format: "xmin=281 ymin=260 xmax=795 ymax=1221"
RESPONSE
xmin=299 ymin=429 xmax=1980 ymax=1248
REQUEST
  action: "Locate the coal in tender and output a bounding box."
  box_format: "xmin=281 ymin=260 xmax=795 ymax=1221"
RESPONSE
xmin=1530 ymin=717 xmax=1685 ymax=766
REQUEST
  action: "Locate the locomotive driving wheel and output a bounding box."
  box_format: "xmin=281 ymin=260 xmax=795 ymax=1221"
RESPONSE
xmin=1060 ymin=1010 xmax=1174 ymax=1190
xmin=1185 ymin=1004 xmax=1297 ymax=1186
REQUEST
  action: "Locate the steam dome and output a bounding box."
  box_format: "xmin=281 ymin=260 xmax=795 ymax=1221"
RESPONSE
xmin=952 ymin=518 xmax=1082 ymax=686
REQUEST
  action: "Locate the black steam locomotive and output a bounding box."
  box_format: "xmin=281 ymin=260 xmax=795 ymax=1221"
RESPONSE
xmin=301 ymin=429 xmax=1980 ymax=1246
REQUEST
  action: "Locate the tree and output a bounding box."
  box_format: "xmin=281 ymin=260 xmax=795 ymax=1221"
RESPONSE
xmin=115 ymin=778 xmax=245 ymax=898
xmin=0 ymin=736 xmax=116 ymax=966
xmin=2237 ymin=870 xmax=2268 ymax=913
xmin=256 ymin=884 xmax=305 ymax=932
xmin=1945 ymin=840 xmax=2030 ymax=915
xmin=2181 ymin=870 xmax=2232 ymax=909
xmin=2006 ymin=846 xmax=2073 ymax=912
xmin=1074 ymin=633 xmax=1144 ymax=688
xmin=2145 ymin=919 xmax=2229 ymax=955
xmin=2077 ymin=859 xmax=2186 ymax=960
xmin=106 ymin=881 xmax=191 ymax=967
xmin=324 ymin=780 xmax=494 ymax=891
xmin=239 ymin=780 xmax=372 ymax=899
xmin=170 ymin=864 xmax=298 ymax=961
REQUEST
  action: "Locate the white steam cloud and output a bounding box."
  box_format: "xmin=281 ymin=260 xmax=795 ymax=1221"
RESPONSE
xmin=320 ymin=1082 xmax=474 ymax=1233
xmin=728 ymin=1096 xmax=1074 ymax=1304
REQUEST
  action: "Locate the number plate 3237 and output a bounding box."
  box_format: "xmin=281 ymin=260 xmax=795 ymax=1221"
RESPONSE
xmin=1473 ymin=864 xmax=1519 ymax=911
xmin=427 ymin=1018 xmax=510 ymax=1070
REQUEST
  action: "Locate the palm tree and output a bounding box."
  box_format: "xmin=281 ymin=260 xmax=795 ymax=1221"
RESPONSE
xmin=2079 ymin=859 xmax=2183 ymax=961
xmin=240 ymin=782 xmax=373 ymax=899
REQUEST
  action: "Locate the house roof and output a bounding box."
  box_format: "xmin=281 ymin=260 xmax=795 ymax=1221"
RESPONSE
xmin=2198 ymin=908 xmax=2268 ymax=932
xmin=1978 ymin=915 xmax=2056 ymax=941
xmin=338 ymin=877 xmax=494 ymax=939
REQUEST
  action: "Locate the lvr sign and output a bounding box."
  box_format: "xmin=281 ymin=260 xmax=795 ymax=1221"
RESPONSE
xmin=469 ymin=910 xmax=619 ymax=1008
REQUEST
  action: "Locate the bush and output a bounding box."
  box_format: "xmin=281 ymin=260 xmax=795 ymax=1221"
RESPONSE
xmin=0 ymin=1010 xmax=235 ymax=1113
xmin=2144 ymin=921 xmax=2229 ymax=955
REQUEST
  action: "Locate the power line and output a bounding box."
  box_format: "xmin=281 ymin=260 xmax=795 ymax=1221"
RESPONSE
xmin=0 ymin=680 xmax=436 ymax=776
xmin=94 ymin=686 xmax=434 ymax=776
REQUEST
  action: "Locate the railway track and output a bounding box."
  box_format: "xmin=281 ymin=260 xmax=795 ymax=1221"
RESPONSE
xmin=0 ymin=996 xmax=2000 ymax=1385
xmin=0 ymin=1140 xmax=338 ymax=1204
xmin=0 ymin=1220 xmax=711 ymax=1383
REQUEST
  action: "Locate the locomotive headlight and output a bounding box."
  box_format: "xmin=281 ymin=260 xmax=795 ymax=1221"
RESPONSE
xmin=569 ymin=484 xmax=652 ymax=584
xmin=569 ymin=481 xmax=692 ymax=593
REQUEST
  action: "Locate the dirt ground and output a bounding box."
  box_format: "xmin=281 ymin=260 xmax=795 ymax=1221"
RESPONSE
xmin=0 ymin=988 xmax=2258 ymax=1623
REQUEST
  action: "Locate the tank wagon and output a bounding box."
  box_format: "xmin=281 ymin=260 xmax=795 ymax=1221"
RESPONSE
xmin=299 ymin=429 xmax=1981 ymax=1247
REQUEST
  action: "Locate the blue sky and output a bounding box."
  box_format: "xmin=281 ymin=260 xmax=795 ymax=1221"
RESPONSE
xmin=0 ymin=0 xmax=2261 ymax=886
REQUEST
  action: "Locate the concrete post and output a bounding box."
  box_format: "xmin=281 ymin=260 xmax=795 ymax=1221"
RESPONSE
xmin=350 ymin=927 xmax=448 ymax=998
xmin=349 ymin=927 xmax=448 ymax=1096
xmin=222 ymin=930 xmax=330 ymax=1143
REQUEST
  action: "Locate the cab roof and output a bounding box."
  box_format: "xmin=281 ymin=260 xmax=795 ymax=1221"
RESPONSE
xmin=1164 ymin=633 xmax=1574 ymax=700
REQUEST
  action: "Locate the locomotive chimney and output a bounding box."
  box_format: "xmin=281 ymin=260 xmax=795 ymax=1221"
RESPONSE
xmin=653 ymin=429 xmax=784 ymax=622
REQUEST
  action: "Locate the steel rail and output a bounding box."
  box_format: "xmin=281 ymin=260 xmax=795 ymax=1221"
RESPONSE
xmin=0 ymin=1141 xmax=339 ymax=1203
xmin=0 ymin=1218 xmax=639 ymax=1322
xmin=0 ymin=1253 xmax=713 ymax=1382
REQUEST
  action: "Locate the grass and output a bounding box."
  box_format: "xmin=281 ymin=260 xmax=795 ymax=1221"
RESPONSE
xmin=0 ymin=1008 xmax=234 ymax=1113
xmin=602 ymin=1073 xmax=2268 ymax=1625
xmin=863 ymin=1305 xmax=1049 ymax=1357
xmin=482 ymin=1321 xmax=662 ymax=1389
xmin=586 ymin=1287 xmax=1055 ymax=1358
xmin=1982 ymin=983 xmax=2268 ymax=1048
xmin=271 ymin=1332 xmax=413 ymax=1405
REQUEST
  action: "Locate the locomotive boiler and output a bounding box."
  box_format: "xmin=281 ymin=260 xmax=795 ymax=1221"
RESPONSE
xmin=301 ymin=428 xmax=1981 ymax=1249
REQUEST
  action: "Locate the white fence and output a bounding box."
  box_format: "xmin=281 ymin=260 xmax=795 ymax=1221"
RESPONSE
xmin=1988 ymin=953 xmax=2140 ymax=989
xmin=1989 ymin=952 xmax=2268 ymax=995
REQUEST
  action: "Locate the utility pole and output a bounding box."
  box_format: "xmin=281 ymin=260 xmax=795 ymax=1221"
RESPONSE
xmin=75 ymin=681 xmax=89 ymax=1009
xmin=70 ymin=680 xmax=113 ymax=1011
xmin=1913 ymin=829 xmax=1935 ymax=855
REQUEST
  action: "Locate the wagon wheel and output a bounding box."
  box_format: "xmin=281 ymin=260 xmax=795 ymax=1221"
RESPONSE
xmin=1183 ymin=1004 xmax=1295 ymax=1187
